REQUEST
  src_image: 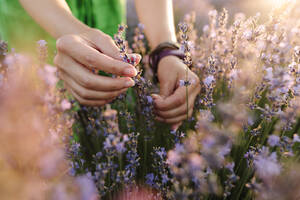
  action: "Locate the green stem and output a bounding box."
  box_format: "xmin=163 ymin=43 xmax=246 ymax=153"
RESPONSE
xmin=186 ymin=66 xmax=189 ymax=120
xmin=143 ymin=138 xmax=148 ymax=178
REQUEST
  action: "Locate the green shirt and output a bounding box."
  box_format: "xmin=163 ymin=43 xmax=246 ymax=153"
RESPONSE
xmin=0 ymin=0 xmax=126 ymax=57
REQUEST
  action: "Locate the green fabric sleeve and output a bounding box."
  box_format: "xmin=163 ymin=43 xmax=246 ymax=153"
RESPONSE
xmin=0 ymin=0 xmax=126 ymax=58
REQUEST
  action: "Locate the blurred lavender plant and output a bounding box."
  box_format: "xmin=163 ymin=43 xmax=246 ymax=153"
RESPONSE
xmin=0 ymin=44 xmax=98 ymax=200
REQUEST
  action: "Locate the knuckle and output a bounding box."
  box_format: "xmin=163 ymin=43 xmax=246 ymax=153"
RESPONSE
xmin=81 ymin=78 xmax=93 ymax=88
xmin=192 ymin=75 xmax=200 ymax=86
xmin=56 ymin=38 xmax=65 ymax=51
xmin=56 ymin=36 xmax=68 ymax=51
xmin=195 ymin=76 xmax=200 ymax=84
xmin=179 ymin=96 xmax=186 ymax=104
xmin=91 ymin=29 xmax=104 ymax=38
xmin=112 ymin=90 xmax=121 ymax=97
xmin=164 ymin=113 xmax=171 ymax=118
xmin=188 ymin=102 xmax=194 ymax=110
xmin=56 ymin=35 xmax=76 ymax=51
xmin=53 ymin=55 xmax=60 ymax=66
xmin=84 ymin=55 xmax=97 ymax=67
xmin=165 ymin=119 xmax=172 ymax=124
xmin=77 ymin=98 xmax=85 ymax=104
xmin=158 ymin=103 xmax=167 ymax=110
xmin=105 ymin=35 xmax=115 ymax=45
xmin=57 ymin=71 xmax=64 ymax=80
xmin=110 ymin=65 xmax=121 ymax=74
xmin=110 ymin=82 xmax=120 ymax=90
xmin=103 ymin=34 xmax=112 ymax=41
xmin=188 ymin=110 xmax=193 ymax=117
xmin=157 ymin=110 xmax=165 ymax=117
xmin=100 ymin=101 xmax=108 ymax=106
xmin=78 ymin=89 xmax=89 ymax=99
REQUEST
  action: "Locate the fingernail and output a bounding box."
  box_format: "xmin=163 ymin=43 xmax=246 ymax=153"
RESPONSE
xmin=125 ymin=79 xmax=135 ymax=87
xmin=129 ymin=54 xmax=142 ymax=65
xmin=123 ymin=67 xmax=137 ymax=76
xmin=151 ymin=94 xmax=158 ymax=99
xmin=171 ymin=124 xmax=180 ymax=131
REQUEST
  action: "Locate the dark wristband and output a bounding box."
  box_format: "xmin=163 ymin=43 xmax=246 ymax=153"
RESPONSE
xmin=149 ymin=42 xmax=185 ymax=76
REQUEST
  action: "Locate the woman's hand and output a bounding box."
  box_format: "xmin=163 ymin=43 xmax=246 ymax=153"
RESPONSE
xmin=54 ymin=28 xmax=141 ymax=106
xmin=152 ymin=56 xmax=200 ymax=129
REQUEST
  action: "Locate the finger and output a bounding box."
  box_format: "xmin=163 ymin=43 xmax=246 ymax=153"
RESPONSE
xmin=83 ymin=30 xmax=142 ymax=65
xmin=59 ymin=71 xmax=128 ymax=100
xmin=153 ymin=83 xmax=199 ymax=111
xmin=159 ymin=80 xmax=176 ymax=98
xmin=65 ymin=83 xmax=113 ymax=106
xmin=56 ymin=35 xmax=137 ymax=76
xmin=155 ymin=108 xmax=193 ymax=124
xmin=155 ymin=93 xmax=195 ymax=118
xmin=171 ymin=122 xmax=182 ymax=131
xmin=54 ymin=54 xmax=135 ymax=91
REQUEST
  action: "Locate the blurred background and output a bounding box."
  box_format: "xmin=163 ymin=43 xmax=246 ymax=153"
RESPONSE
xmin=127 ymin=0 xmax=289 ymax=37
xmin=0 ymin=0 xmax=290 ymax=56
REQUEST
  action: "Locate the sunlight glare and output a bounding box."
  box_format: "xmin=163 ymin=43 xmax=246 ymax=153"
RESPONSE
xmin=267 ymin=0 xmax=294 ymax=7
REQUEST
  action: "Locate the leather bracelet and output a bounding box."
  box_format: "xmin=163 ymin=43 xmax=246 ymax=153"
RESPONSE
xmin=149 ymin=42 xmax=185 ymax=76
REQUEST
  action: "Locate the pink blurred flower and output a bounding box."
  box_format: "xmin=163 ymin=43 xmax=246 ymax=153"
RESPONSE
xmin=61 ymin=99 xmax=71 ymax=111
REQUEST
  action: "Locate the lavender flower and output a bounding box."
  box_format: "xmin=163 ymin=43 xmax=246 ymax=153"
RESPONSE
xmin=253 ymin=147 xmax=281 ymax=180
xmin=267 ymin=135 xmax=280 ymax=147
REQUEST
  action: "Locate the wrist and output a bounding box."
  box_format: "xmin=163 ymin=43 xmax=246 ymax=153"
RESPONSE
xmin=149 ymin=42 xmax=185 ymax=76
xmin=55 ymin=17 xmax=90 ymax=38
xmin=158 ymin=55 xmax=182 ymax=74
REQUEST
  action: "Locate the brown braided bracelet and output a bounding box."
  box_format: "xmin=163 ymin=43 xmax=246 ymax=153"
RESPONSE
xmin=149 ymin=42 xmax=185 ymax=77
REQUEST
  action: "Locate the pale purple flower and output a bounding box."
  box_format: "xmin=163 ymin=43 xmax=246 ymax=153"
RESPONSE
xmin=203 ymin=25 xmax=209 ymax=33
xmin=243 ymin=30 xmax=253 ymax=40
xmin=198 ymin=109 xmax=214 ymax=122
xmin=75 ymin=176 xmax=98 ymax=200
xmin=145 ymin=173 xmax=155 ymax=186
xmin=293 ymin=134 xmax=300 ymax=143
xmin=39 ymin=65 xmax=58 ymax=86
xmin=52 ymin=184 xmax=70 ymax=200
xmin=61 ymin=99 xmax=71 ymax=111
xmin=225 ymin=162 xmax=235 ymax=172
xmin=167 ymin=149 xmax=180 ymax=165
xmin=254 ymin=147 xmax=281 ymax=180
xmin=264 ymin=67 xmax=273 ymax=81
xmin=37 ymin=39 xmax=47 ymax=47
xmin=39 ymin=149 xmax=65 ymax=178
xmin=188 ymin=153 xmax=204 ymax=170
xmin=146 ymin=95 xmax=153 ymax=103
xmin=116 ymin=141 xmax=126 ymax=153
xmin=294 ymin=46 xmax=300 ymax=57
xmin=203 ymin=75 xmax=215 ymax=86
xmin=179 ymin=79 xmax=185 ymax=87
xmin=208 ymin=10 xmax=217 ymax=18
xmin=267 ymin=135 xmax=280 ymax=147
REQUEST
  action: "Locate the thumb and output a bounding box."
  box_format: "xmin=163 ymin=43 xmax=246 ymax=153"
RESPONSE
xmin=159 ymin=80 xmax=176 ymax=98
xmin=151 ymin=80 xmax=175 ymax=107
xmin=88 ymin=30 xmax=142 ymax=66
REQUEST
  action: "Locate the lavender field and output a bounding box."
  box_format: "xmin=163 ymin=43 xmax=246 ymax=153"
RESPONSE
xmin=0 ymin=0 xmax=300 ymax=200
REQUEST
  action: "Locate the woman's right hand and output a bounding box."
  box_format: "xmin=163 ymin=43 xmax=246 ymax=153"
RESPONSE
xmin=54 ymin=28 xmax=141 ymax=106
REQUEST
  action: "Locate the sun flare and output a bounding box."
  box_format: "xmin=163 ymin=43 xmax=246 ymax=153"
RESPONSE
xmin=267 ymin=0 xmax=294 ymax=7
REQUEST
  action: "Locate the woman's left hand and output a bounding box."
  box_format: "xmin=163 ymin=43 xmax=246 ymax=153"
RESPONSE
xmin=152 ymin=55 xmax=200 ymax=129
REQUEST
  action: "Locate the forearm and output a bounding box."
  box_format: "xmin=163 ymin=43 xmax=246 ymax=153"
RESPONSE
xmin=19 ymin=0 xmax=89 ymax=38
xmin=135 ymin=0 xmax=177 ymax=48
